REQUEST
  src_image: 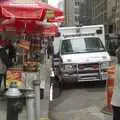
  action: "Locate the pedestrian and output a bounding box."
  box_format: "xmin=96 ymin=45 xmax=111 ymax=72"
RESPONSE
xmin=111 ymin=46 xmax=120 ymax=120
xmin=0 ymin=45 xmax=9 ymax=89
xmin=5 ymin=40 xmax=16 ymax=66
xmin=47 ymin=41 xmax=54 ymax=59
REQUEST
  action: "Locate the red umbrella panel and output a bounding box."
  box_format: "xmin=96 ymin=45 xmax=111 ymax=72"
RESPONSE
xmin=0 ymin=0 xmax=64 ymax=20
xmin=0 ymin=20 xmax=58 ymax=36
xmin=38 ymin=23 xmax=58 ymax=36
xmin=0 ymin=0 xmax=46 ymax=20
xmin=0 ymin=27 xmax=3 ymax=32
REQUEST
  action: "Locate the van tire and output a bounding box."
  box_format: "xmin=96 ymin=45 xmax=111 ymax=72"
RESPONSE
xmin=53 ymin=81 xmax=61 ymax=99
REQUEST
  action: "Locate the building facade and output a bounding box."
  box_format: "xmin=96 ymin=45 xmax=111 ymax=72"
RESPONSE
xmin=64 ymin=0 xmax=74 ymax=26
xmin=64 ymin=0 xmax=120 ymax=34
xmin=91 ymin=0 xmax=107 ymax=32
xmin=105 ymin=0 xmax=120 ymax=35
xmin=85 ymin=0 xmax=92 ymax=25
xmin=64 ymin=0 xmax=91 ymax=26
xmin=73 ymin=0 xmax=81 ymax=26
xmin=115 ymin=0 xmax=120 ymax=34
xmin=107 ymin=0 xmax=117 ymax=34
xmin=79 ymin=0 xmax=92 ymax=25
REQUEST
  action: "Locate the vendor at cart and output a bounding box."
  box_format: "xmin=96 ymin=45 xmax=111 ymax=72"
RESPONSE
xmin=5 ymin=39 xmax=16 ymax=66
xmin=0 ymin=35 xmax=9 ymax=88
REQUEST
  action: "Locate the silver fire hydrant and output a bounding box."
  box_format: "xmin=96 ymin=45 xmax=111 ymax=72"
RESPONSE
xmin=5 ymin=82 xmax=23 ymax=120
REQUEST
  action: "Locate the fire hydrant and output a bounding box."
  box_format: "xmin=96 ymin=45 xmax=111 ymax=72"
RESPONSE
xmin=5 ymin=82 xmax=23 ymax=120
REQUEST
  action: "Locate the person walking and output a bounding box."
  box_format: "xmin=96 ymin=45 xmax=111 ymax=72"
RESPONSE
xmin=111 ymin=46 xmax=120 ymax=120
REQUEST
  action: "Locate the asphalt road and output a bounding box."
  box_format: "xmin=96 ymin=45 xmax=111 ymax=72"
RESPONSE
xmin=50 ymin=81 xmax=113 ymax=120
xmin=49 ymin=56 xmax=116 ymax=120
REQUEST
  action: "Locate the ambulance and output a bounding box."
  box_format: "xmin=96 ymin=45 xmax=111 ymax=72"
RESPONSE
xmin=52 ymin=25 xmax=111 ymax=84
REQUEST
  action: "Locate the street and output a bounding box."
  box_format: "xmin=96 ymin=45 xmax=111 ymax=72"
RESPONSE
xmin=49 ymin=56 xmax=116 ymax=120
xmin=0 ymin=0 xmax=119 ymax=120
xmin=50 ymin=82 xmax=112 ymax=120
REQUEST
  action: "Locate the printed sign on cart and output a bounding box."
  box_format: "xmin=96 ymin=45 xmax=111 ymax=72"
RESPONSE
xmin=19 ymin=40 xmax=30 ymax=50
xmin=6 ymin=68 xmax=23 ymax=88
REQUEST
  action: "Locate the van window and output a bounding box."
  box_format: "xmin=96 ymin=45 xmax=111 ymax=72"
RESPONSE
xmin=61 ymin=37 xmax=105 ymax=54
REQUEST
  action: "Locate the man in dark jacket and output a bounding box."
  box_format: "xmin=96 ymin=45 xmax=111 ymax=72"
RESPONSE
xmin=0 ymin=45 xmax=9 ymax=88
xmin=0 ymin=35 xmax=9 ymax=88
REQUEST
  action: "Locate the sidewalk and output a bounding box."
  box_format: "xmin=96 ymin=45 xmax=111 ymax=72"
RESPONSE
xmin=0 ymin=97 xmax=50 ymax=120
xmin=0 ymin=60 xmax=51 ymax=120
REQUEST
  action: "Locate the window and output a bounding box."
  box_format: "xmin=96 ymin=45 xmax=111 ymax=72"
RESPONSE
xmin=61 ymin=37 xmax=105 ymax=55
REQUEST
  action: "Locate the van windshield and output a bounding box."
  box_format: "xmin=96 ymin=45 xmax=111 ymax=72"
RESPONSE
xmin=61 ymin=37 xmax=105 ymax=55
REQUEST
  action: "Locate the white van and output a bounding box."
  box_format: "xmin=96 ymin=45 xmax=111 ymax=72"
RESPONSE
xmin=53 ymin=25 xmax=111 ymax=83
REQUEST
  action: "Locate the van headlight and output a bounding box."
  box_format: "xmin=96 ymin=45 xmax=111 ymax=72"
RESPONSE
xmin=64 ymin=64 xmax=73 ymax=71
xmin=63 ymin=64 xmax=76 ymax=73
xmin=101 ymin=61 xmax=111 ymax=69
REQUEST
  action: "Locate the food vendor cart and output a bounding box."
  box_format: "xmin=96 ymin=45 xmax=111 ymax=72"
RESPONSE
xmin=0 ymin=22 xmax=59 ymax=120
xmin=2 ymin=22 xmax=58 ymax=93
xmin=0 ymin=0 xmax=63 ymax=92
xmin=0 ymin=0 xmax=64 ymax=119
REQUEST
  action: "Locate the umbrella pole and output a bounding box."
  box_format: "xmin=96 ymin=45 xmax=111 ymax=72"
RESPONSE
xmin=22 ymin=22 xmax=27 ymax=63
xmin=22 ymin=34 xmax=26 ymax=64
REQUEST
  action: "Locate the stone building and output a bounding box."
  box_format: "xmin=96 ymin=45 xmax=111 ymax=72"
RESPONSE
xmin=107 ymin=0 xmax=117 ymax=34
xmin=115 ymin=0 xmax=120 ymax=34
xmin=64 ymin=0 xmax=75 ymax=26
xmin=90 ymin=0 xmax=120 ymax=35
xmin=83 ymin=0 xmax=92 ymax=25
xmin=91 ymin=0 xmax=107 ymax=32
xmin=64 ymin=0 xmax=92 ymax=26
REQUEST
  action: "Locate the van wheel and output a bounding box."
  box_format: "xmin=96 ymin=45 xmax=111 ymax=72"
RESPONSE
xmin=53 ymin=81 xmax=61 ymax=99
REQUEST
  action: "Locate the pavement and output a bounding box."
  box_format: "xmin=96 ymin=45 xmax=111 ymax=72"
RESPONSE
xmin=48 ymin=56 xmax=116 ymax=120
xmin=0 ymin=97 xmax=50 ymax=120
xmin=0 ymin=58 xmax=51 ymax=120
